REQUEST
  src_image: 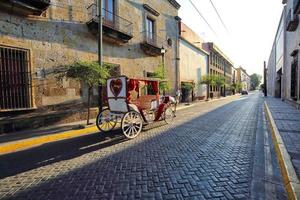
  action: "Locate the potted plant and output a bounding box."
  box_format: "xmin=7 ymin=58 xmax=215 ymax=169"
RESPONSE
xmin=181 ymin=82 xmax=194 ymax=103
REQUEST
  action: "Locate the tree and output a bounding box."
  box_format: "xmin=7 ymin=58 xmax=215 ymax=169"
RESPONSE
xmin=231 ymin=83 xmax=237 ymax=94
xmin=250 ymin=73 xmax=262 ymax=90
xmin=214 ymin=75 xmax=225 ymax=94
xmin=57 ymin=61 xmax=111 ymax=125
xmin=199 ymin=75 xmax=217 ymax=100
xmin=149 ymin=63 xmax=171 ymax=94
xmin=231 ymin=82 xmax=243 ymax=93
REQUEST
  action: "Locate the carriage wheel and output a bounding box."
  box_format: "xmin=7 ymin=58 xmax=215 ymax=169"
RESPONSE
xmin=121 ymin=111 xmax=143 ymax=139
xmin=164 ymin=107 xmax=175 ymax=124
xmin=96 ymin=108 xmax=117 ymax=132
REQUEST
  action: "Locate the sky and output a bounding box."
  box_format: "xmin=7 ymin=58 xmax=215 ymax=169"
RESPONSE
xmin=177 ymin=0 xmax=284 ymax=76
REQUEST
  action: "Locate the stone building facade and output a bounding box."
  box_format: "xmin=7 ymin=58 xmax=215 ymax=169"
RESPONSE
xmin=203 ymin=42 xmax=233 ymax=98
xmin=0 ymin=0 xmax=180 ymax=132
xmin=237 ymin=67 xmax=250 ymax=92
xmin=283 ymin=0 xmax=300 ymax=106
xmin=178 ymin=22 xmax=208 ymax=102
xmin=231 ymin=66 xmax=238 ymax=94
xmin=267 ymin=0 xmax=300 ymax=108
xmin=267 ymin=10 xmax=285 ymax=98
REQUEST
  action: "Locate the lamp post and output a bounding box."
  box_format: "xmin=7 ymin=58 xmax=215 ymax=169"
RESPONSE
xmin=98 ymin=0 xmax=103 ymax=111
xmin=161 ymin=47 xmax=166 ymax=95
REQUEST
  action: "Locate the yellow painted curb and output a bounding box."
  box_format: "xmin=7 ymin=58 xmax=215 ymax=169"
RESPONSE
xmin=0 ymin=126 xmax=99 ymax=155
xmin=264 ymin=101 xmax=300 ymax=200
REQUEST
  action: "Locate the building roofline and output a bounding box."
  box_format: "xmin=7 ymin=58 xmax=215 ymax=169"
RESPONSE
xmin=179 ymin=22 xmax=209 ymax=55
xmin=267 ymin=6 xmax=285 ymax=66
xmin=238 ymin=67 xmax=250 ymax=77
xmin=180 ymin=37 xmax=209 ymax=55
xmin=205 ymin=42 xmax=234 ymax=65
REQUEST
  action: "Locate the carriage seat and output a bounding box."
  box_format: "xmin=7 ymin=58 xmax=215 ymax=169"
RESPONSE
xmin=132 ymin=95 xmax=159 ymax=110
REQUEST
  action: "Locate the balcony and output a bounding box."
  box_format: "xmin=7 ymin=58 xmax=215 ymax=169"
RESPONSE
xmin=286 ymin=9 xmax=299 ymax=32
xmin=86 ymin=4 xmax=133 ymax=44
xmin=294 ymin=0 xmax=300 ymax=14
xmin=0 ymin=0 xmax=50 ymax=15
xmin=140 ymin=32 xmax=168 ymax=56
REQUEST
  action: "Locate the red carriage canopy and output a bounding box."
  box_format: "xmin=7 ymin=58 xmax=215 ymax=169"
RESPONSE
xmin=126 ymin=78 xmax=159 ymax=101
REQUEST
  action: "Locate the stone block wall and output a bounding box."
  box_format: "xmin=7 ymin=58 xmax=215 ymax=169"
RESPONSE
xmin=0 ymin=0 xmax=180 ymax=112
xmin=284 ymin=1 xmax=300 ymax=101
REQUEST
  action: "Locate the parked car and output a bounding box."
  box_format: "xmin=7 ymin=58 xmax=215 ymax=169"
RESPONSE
xmin=241 ymin=90 xmax=248 ymax=95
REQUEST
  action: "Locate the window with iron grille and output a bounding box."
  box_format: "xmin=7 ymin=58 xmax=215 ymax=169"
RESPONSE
xmin=0 ymin=46 xmax=32 ymax=111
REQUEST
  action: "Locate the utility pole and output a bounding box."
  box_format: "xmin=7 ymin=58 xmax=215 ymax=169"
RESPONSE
xmin=98 ymin=0 xmax=103 ymax=111
xmin=264 ymin=61 xmax=267 ymax=97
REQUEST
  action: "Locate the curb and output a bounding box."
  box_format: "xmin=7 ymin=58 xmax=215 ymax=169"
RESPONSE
xmin=264 ymin=101 xmax=300 ymax=200
xmin=0 ymin=126 xmax=99 ymax=155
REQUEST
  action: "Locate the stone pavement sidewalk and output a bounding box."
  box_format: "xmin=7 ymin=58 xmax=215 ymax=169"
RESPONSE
xmin=265 ymin=97 xmax=300 ymax=179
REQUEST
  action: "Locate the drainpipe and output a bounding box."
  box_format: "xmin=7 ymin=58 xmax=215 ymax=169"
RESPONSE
xmin=175 ymin=16 xmax=181 ymax=93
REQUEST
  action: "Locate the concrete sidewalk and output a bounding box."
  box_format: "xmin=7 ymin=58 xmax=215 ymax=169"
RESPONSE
xmin=265 ymin=97 xmax=300 ymax=198
xmin=0 ymin=94 xmax=240 ymax=155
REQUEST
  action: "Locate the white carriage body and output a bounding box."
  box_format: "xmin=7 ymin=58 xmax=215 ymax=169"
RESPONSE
xmin=107 ymin=76 xmax=129 ymax=113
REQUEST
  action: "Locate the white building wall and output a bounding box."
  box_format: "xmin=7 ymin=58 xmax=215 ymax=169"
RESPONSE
xmin=179 ymin=39 xmax=208 ymax=98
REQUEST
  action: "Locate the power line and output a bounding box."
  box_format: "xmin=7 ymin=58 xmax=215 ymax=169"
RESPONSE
xmin=208 ymin=0 xmax=229 ymax=33
xmin=189 ymin=0 xmax=217 ymax=36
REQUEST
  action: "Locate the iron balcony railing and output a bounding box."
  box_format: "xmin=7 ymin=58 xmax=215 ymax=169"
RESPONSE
xmin=142 ymin=32 xmax=168 ymax=49
xmin=18 ymin=0 xmax=51 ymax=10
xmin=87 ymin=4 xmax=133 ymax=37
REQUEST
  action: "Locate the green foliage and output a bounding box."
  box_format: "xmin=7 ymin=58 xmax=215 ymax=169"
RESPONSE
xmin=151 ymin=63 xmax=165 ymax=80
xmin=233 ymin=82 xmax=243 ymax=91
xmin=149 ymin=63 xmax=171 ymax=92
xmin=55 ymin=61 xmax=112 ymax=125
xmin=250 ymin=73 xmax=262 ymax=90
xmin=199 ymin=75 xmax=216 ymax=86
xmin=214 ymin=75 xmax=225 ymax=87
xmin=159 ymin=81 xmax=171 ymax=92
xmin=237 ymin=83 xmax=243 ymax=91
xmin=181 ymin=82 xmax=194 ymax=91
xmin=199 ymin=75 xmax=225 ymax=87
xmin=230 ymin=83 xmax=237 ymax=91
xmin=57 ymin=61 xmax=111 ymax=88
xmin=231 ymin=81 xmax=243 ymax=92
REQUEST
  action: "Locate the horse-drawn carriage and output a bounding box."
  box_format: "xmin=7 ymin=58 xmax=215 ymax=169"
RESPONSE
xmin=96 ymin=76 xmax=176 ymax=139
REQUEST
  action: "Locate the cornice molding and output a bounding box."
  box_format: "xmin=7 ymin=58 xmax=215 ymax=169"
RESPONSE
xmin=143 ymin=4 xmax=160 ymax=16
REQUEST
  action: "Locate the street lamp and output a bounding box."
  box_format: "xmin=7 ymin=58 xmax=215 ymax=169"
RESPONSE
xmin=98 ymin=0 xmax=103 ymax=111
xmin=161 ymin=47 xmax=166 ymax=95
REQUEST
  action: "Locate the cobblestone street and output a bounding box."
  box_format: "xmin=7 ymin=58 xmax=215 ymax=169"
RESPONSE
xmin=0 ymin=93 xmax=286 ymax=199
